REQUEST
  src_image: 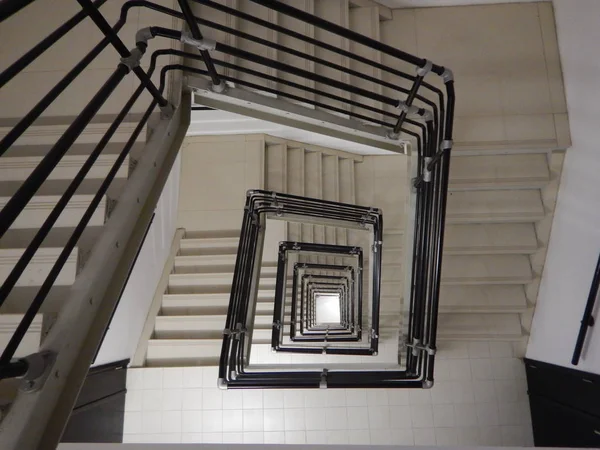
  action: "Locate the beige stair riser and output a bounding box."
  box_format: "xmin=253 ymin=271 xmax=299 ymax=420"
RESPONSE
xmin=0 ymin=248 xmax=77 ymax=287
xmin=442 ymin=254 xmax=533 ymax=285
xmin=444 ymin=223 xmax=538 ymax=255
xmin=0 ymin=314 xmax=43 ymax=358
xmin=446 ymin=190 xmax=545 ymax=223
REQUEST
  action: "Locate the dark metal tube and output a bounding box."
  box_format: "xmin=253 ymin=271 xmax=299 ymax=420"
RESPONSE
xmin=0 ymin=359 xmax=28 ymax=380
xmin=572 ymin=252 xmax=600 ymax=365
xmin=76 ymin=0 xmax=169 ymax=107
xmin=0 ymin=0 xmax=107 ymax=89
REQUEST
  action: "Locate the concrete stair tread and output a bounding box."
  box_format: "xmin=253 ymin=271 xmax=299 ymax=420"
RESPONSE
xmin=179 ymin=237 xmax=239 ymax=255
xmin=437 ymin=313 xmax=524 ymax=341
xmin=0 ymin=194 xmax=106 ymax=230
xmin=0 ymin=154 xmax=128 ymax=196
xmin=440 ymin=285 xmax=528 ymax=313
xmin=154 ymin=315 xmax=273 ymax=339
xmin=446 ymin=190 xmax=545 ymax=223
xmin=442 ymin=254 xmax=533 ymax=285
xmin=444 ymin=223 xmax=538 ymax=255
xmin=449 ymin=153 xmax=550 ymax=190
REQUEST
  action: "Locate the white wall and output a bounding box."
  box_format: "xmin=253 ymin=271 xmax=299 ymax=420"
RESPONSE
xmin=94 ymin=154 xmax=181 ymax=366
xmin=526 ymin=0 xmax=600 ymax=372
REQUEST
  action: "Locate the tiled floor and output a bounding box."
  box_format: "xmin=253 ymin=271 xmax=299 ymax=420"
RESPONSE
xmin=124 ymin=340 xmax=533 ymax=446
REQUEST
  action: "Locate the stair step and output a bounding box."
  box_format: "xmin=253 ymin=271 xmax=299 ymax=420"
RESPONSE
xmin=0 ymin=154 xmax=129 ymax=197
xmin=0 ymin=195 xmax=106 ymax=230
xmin=0 ymin=247 xmax=77 ymax=287
xmin=339 ymin=158 xmax=355 ymax=204
xmin=154 ymin=315 xmax=272 ymax=339
xmin=442 ymin=255 xmax=533 ymax=285
xmin=439 ymin=285 xmax=528 ymax=313
xmin=266 ymin=143 xmax=287 ymax=192
xmin=146 ymin=339 xmax=224 ymax=367
xmin=161 ymin=291 xmax=279 ymax=315
xmin=168 ymin=267 xmax=277 ymax=287
xmin=444 ymin=223 xmax=538 ymax=255
xmin=173 ymin=255 xmax=278 ymax=274
xmin=0 ymin=314 xmax=43 ymax=358
xmin=446 ymin=190 xmax=545 ymax=223
xmin=437 ymin=313 xmax=524 ymax=341
xmin=178 ymin=237 xmax=239 ymax=256
xmin=449 ymin=153 xmax=550 ymax=190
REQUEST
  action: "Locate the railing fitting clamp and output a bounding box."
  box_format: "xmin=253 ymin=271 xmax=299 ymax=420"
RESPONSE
xmin=19 ymin=351 xmax=56 ymax=393
xmin=350 ymin=246 xmax=360 ymax=255
xmin=160 ymin=103 xmax=175 ymax=119
xmin=371 ymin=329 xmax=379 ymax=340
xmin=319 ymin=369 xmax=328 ymax=388
xmin=441 ymin=139 xmax=453 ymax=151
xmin=292 ymin=242 xmax=301 ymax=251
xmin=441 ymin=68 xmax=454 ymax=83
xmin=272 ymin=320 xmax=282 ymax=330
xmin=180 ymin=30 xmax=217 ymax=51
xmin=372 ymin=240 xmax=382 ymax=253
xmin=420 ymin=109 xmax=434 ymax=122
xmin=396 ymin=101 xmax=419 ymax=115
xmin=406 ymin=338 xmax=436 ymax=357
xmin=135 ymin=27 xmax=154 ymax=47
xmin=120 ymin=47 xmax=144 ymax=71
xmin=423 ymin=157 xmax=433 ymax=183
xmin=416 ymin=59 xmax=433 ymax=77
xmin=386 ymin=129 xmax=401 ymax=140
xmin=223 ymin=324 xmax=247 ymax=337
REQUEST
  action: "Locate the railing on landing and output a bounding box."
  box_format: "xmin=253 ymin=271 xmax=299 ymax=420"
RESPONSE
xmin=0 ymin=0 xmax=454 ymax=446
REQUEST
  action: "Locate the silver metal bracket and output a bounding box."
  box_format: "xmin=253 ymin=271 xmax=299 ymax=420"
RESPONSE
xmin=120 ymin=47 xmax=144 ymax=71
xmin=319 ymin=369 xmax=328 ymax=388
xmin=180 ymin=30 xmax=217 ymax=51
xmin=441 ymin=68 xmax=454 ymax=83
xmin=396 ymin=101 xmax=419 ymax=115
xmin=160 ymin=103 xmax=175 ymax=120
xmin=372 ymin=240 xmax=382 ymax=253
xmin=406 ymin=338 xmax=436 ymax=356
xmin=441 ymin=139 xmax=453 ymax=151
xmin=272 ymin=320 xmax=282 ymax=330
xmin=371 ymin=329 xmax=379 ymax=340
xmin=19 ymin=351 xmax=57 ymax=393
xmin=416 ymin=59 xmax=433 ymax=77
xmin=421 ymin=109 xmax=434 ymax=122
xmin=135 ymin=27 xmax=154 ymax=46
xmin=211 ymin=81 xmax=227 ymax=94
xmin=423 ymin=156 xmax=432 ymax=183
xmin=423 ymin=380 xmax=434 ymax=389
xmin=386 ymin=129 xmax=400 ymax=140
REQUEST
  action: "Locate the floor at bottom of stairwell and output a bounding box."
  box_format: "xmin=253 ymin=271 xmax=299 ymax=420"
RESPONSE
xmin=123 ymin=340 xmax=533 ymax=446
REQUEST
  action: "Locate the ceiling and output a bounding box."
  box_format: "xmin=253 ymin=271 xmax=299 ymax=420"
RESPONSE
xmin=376 ymin=0 xmax=549 ymax=8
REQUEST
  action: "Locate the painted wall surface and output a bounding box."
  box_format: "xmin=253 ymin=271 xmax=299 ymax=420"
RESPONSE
xmin=526 ymin=0 xmax=600 ymax=373
xmin=94 ymin=154 xmax=181 ymax=366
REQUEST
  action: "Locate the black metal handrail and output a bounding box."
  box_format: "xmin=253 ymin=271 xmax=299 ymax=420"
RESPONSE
xmin=572 ymin=252 xmax=600 ymax=365
xmin=0 ymin=0 xmax=454 ymax=393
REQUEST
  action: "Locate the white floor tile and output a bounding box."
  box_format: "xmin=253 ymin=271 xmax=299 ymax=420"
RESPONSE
xmin=162 ymin=368 xmax=183 ymax=389
xmin=243 ymin=389 xmax=263 ymax=409
xmin=161 ymin=411 xmax=182 ymax=433
xmin=471 ymin=358 xmax=494 ymax=380
xmin=347 ymin=406 xmax=369 ymax=430
xmin=306 ymin=430 xmax=328 ymax=444
xmin=347 ymin=429 xmax=370 ymax=445
xmin=202 ymin=409 xmax=223 ymax=432
xmin=162 ymin=389 xmax=183 ymax=411
xmin=202 ymin=432 xmax=223 ymax=443
xmin=202 ymin=366 xmax=218 ymax=388
xmin=142 ymin=368 xmax=163 ymax=389
xmin=284 ymin=408 xmax=305 ymax=431
xmin=182 ymin=389 xmax=202 ymax=411
xmin=370 ymin=428 xmax=392 ymax=445
xmin=182 ymin=367 xmax=203 ymax=388
xmin=305 ymin=407 xmax=327 ymax=431
xmin=413 ymin=428 xmax=436 ymax=445
xmin=325 ymin=407 xmax=347 ymax=430
xmin=410 ymin=404 xmax=433 ymax=428
xmin=285 ymin=431 xmax=306 ymax=444
xmin=124 ymin=411 xmax=142 ymax=434
xmin=141 ymin=390 xmax=162 ymax=411
xmin=243 ymin=409 xmax=264 ymax=431
xmin=366 ymin=389 xmax=389 ymax=406
xmin=222 ymin=409 xmax=243 ymax=432
xmin=263 ymin=390 xmax=284 ymax=409
xmin=391 ymin=428 xmax=414 ymax=445
xmin=327 ymin=430 xmax=349 ymax=444
xmin=476 ymin=402 xmax=500 ymax=426
xmin=264 ymin=431 xmax=286 ymax=443
xmin=181 ymin=433 xmax=203 ymax=443
xmin=222 ymin=389 xmax=243 ymax=410
xmin=435 ymin=427 xmax=459 ymax=445
xmin=473 ymin=380 xmax=497 ymax=403
xmin=182 ymin=410 xmax=203 ymax=433
xmin=141 ymin=411 xmax=161 ymax=434
xmin=264 ymin=408 xmax=285 ymax=431
xmin=433 ymin=404 xmax=455 ymax=427
xmin=243 ymin=431 xmax=264 ymax=443
xmin=202 ymin=387 xmax=223 ymax=410
xmin=456 ymin=426 xmax=481 ymax=445
xmin=454 ymin=404 xmax=478 ymax=427
xmin=346 ymin=389 xmax=367 ymax=406
xmin=126 ymin=369 xmax=144 ymax=390
xmin=388 ymin=388 xmax=410 ymax=406
xmin=222 ymin=432 xmax=243 ymax=443
xmin=389 ymin=405 xmax=411 ymax=429
xmin=368 ymin=405 xmax=390 ymax=429
xmin=125 ymin=390 xmax=143 ymax=412
xmin=325 ymin=389 xmax=347 ymax=407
